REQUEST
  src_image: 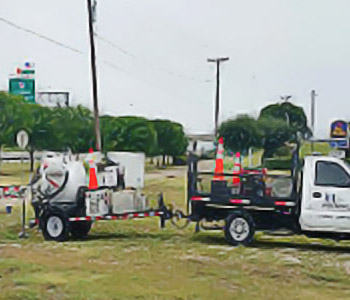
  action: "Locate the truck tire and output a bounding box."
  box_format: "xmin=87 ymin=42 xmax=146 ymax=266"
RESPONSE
xmin=69 ymin=221 xmax=92 ymax=239
xmin=41 ymin=212 xmax=69 ymax=242
xmin=224 ymin=211 xmax=255 ymax=246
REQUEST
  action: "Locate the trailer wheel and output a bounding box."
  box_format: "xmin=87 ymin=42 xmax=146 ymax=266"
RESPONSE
xmin=70 ymin=221 xmax=92 ymax=239
xmin=224 ymin=212 xmax=255 ymax=246
xmin=41 ymin=213 xmax=69 ymax=242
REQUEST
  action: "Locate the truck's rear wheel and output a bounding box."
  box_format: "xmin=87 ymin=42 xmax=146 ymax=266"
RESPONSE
xmin=42 ymin=213 xmax=69 ymax=242
xmin=224 ymin=212 xmax=255 ymax=246
xmin=70 ymin=221 xmax=92 ymax=239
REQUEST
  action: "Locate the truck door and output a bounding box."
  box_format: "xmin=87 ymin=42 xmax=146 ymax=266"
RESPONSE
xmin=300 ymin=159 xmax=350 ymax=232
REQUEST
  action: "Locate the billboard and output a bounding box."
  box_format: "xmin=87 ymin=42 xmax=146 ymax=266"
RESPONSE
xmin=330 ymin=120 xmax=348 ymax=138
xmin=9 ymin=78 xmax=35 ymax=103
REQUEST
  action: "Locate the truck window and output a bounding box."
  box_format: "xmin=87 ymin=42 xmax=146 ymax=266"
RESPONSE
xmin=315 ymin=161 xmax=350 ymax=187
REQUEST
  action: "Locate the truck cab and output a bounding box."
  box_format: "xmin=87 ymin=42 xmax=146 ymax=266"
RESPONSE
xmin=300 ymin=155 xmax=350 ymax=233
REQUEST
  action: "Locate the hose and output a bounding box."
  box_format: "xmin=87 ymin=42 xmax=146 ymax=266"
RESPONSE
xmin=170 ymin=209 xmax=191 ymax=229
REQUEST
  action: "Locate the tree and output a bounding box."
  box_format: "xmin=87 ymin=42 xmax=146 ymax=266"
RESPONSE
xmin=257 ymin=117 xmax=294 ymax=160
xmin=0 ymin=92 xmax=30 ymax=148
xmin=25 ymin=104 xmax=61 ymax=171
xmin=101 ymin=116 xmax=158 ymax=155
xmin=51 ymin=105 xmax=94 ymax=153
xmin=152 ymin=120 xmax=188 ymax=165
xmin=218 ymin=115 xmax=260 ymax=153
xmin=259 ymin=102 xmax=310 ymax=138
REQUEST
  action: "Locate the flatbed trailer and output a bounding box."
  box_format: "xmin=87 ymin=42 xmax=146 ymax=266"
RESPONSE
xmin=30 ymin=190 xmax=172 ymax=242
xmin=184 ymin=152 xmax=350 ymax=246
xmin=183 ymin=153 xmax=301 ymax=245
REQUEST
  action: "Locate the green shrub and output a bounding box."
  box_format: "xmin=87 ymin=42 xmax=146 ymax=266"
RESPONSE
xmin=274 ymin=146 xmax=292 ymax=157
xmin=263 ymin=157 xmax=291 ymax=170
xmin=173 ymin=155 xmax=187 ymax=165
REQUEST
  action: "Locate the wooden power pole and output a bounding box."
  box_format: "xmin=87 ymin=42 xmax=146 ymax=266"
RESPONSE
xmin=207 ymin=57 xmax=229 ymax=137
xmin=87 ymin=0 xmax=101 ymax=151
xmin=311 ymin=90 xmax=317 ymax=152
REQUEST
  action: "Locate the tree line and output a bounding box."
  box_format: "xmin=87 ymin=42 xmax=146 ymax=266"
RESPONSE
xmin=0 ymin=92 xmax=188 ymax=170
xmin=218 ymin=101 xmax=311 ymax=160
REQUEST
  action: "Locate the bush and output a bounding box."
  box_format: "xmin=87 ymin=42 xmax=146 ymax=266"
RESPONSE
xmin=263 ymin=157 xmax=291 ymax=170
xmin=274 ymin=146 xmax=292 ymax=157
xmin=173 ymin=155 xmax=187 ymax=166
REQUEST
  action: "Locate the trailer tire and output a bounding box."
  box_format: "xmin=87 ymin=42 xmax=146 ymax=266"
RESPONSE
xmin=41 ymin=212 xmax=69 ymax=242
xmin=70 ymin=221 xmax=92 ymax=239
xmin=224 ymin=211 xmax=255 ymax=246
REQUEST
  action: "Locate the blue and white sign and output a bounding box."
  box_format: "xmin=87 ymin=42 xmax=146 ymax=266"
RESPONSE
xmin=328 ymin=139 xmax=348 ymax=149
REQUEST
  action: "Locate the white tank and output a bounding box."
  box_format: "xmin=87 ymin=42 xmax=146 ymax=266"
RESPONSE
xmin=34 ymin=153 xmax=87 ymax=204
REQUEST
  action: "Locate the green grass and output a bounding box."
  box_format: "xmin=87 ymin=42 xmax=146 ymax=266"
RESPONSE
xmin=0 ymin=162 xmax=32 ymax=185
xmin=300 ymin=142 xmax=331 ymax=158
xmin=1 ymin=167 xmax=350 ymax=299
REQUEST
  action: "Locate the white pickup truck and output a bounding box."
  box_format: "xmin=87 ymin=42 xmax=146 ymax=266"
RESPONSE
xmin=300 ymin=155 xmax=350 ymax=233
xmin=187 ymin=154 xmax=350 ymax=245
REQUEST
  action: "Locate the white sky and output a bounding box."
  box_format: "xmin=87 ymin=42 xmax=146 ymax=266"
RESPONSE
xmin=1 ymin=0 xmax=350 ymax=137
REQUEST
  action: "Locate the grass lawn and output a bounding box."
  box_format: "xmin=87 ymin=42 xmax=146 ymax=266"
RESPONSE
xmin=0 ymin=162 xmax=32 ymax=186
xmin=1 ymin=163 xmax=350 ymax=299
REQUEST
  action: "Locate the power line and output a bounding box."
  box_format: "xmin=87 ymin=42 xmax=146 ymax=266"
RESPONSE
xmin=0 ymin=16 xmax=83 ymax=54
xmin=99 ymin=59 xmax=180 ymax=100
xmin=96 ymin=34 xmax=137 ymax=59
xmin=0 ymin=16 xmax=197 ymax=100
xmin=96 ymin=33 xmax=211 ymax=84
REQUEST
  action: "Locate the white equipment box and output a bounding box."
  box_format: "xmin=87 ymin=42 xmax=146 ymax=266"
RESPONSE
xmin=98 ymin=166 xmax=118 ymax=187
xmin=85 ymin=189 xmax=111 ymax=216
xmin=107 ymin=152 xmax=145 ymax=188
xmin=111 ymin=190 xmax=148 ymax=214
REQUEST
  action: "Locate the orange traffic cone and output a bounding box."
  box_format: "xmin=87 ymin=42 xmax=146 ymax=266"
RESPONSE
xmin=213 ymin=137 xmax=225 ymax=181
xmin=232 ymin=152 xmax=241 ymax=185
xmin=88 ymin=160 xmax=99 ymax=190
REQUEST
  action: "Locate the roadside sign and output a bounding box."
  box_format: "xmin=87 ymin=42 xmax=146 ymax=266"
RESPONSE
xmin=329 ymin=150 xmax=346 ymax=159
xmin=9 ymin=78 xmax=35 ymax=103
xmin=16 ymin=130 xmax=29 ymax=150
xmin=9 ymin=62 xmax=35 ymax=103
xmin=328 ymin=139 xmax=348 ymax=149
xmin=330 ymin=120 xmax=348 ymax=138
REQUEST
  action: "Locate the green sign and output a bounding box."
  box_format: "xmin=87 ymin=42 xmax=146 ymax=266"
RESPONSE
xmin=9 ymin=78 xmax=35 ymax=103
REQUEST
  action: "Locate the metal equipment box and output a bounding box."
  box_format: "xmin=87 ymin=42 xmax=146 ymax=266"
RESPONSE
xmin=85 ymin=188 xmax=111 ymax=216
xmin=111 ymin=190 xmax=148 ymax=214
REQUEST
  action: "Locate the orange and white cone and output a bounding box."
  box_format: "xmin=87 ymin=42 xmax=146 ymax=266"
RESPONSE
xmin=232 ymin=152 xmax=241 ymax=186
xmin=213 ymin=137 xmax=225 ymax=181
xmin=88 ymin=158 xmax=99 ymax=190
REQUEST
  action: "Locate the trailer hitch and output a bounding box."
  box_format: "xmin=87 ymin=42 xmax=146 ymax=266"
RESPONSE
xmin=158 ymin=193 xmax=173 ymax=228
xmin=157 ymin=193 xmax=191 ymax=229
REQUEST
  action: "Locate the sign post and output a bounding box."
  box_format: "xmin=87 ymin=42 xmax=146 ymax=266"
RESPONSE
xmin=17 ymin=130 xmax=29 ymax=239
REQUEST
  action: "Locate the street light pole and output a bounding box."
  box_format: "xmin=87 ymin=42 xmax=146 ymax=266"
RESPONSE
xmin=87 ymin=0 xmax=101 ymax=151
xmin=207 ymin=57 xmax=229 ymax=138
xmin=311 ymin=90 xmax=317 ymax=152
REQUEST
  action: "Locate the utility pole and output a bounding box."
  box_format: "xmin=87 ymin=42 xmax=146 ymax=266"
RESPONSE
xmin=311 ymin=90 xmax=317 ymax=152
xmin=87 ymin=0 xmax=101 ymax=151
xmin=207 ymin=57 xmax=229 ymax=137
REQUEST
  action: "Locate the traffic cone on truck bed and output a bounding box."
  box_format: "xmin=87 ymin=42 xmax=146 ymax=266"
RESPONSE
xmin=214 ymin=137 xmax=225 ymax=180
xmin=88 ymin=148 xmax=98 ymax=190
xmin=232 ymin=152 xmax=241 ymax=185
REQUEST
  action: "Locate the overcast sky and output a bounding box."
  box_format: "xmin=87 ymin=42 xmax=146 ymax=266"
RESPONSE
xmin=1 ymin=0 xmax=350 ymax=137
